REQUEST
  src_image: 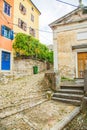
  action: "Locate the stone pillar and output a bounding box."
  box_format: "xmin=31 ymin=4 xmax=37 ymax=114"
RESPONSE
xmin=45 ymin=71 xmax=61 ymax=91
xmin=79 ymin=0 xmax=83 ymax=8
xmin=53 ymin=30 xmax=58 ymax=72
xmin=51 ymin=29 xmax=60 ymax=91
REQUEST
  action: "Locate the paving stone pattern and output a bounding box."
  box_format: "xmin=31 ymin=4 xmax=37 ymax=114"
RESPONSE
xmin=0 ymin=72 xmax=75 ymax=130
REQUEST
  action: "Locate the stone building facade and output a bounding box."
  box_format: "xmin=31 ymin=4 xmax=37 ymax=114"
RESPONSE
xmin=49 ymin=7 xmax=87 ymax=78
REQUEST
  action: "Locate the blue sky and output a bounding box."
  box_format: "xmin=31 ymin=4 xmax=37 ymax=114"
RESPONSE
xmin=32 ymin=0 xmax=87 ymax=45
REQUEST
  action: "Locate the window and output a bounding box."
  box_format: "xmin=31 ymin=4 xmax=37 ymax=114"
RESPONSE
xmin=1 ymin=25 xmax=14 ymax=40
xmin=77 ymin=31 xmax=87 ymax=40
xmin=31 ymin=14 xmax=34 ymax=22
xmin=18 ymin=18 xmax=27 ymax=31
xmin=4 ymin=28 xmax=10 ymax=38
xmin=29 ymin=27 xmax=35 ymax=37
xmin=31 ymin=7 xmax=34 ymax=11
xmin=19 ymin=3 xmax=26 ymax=15
xmin=4 ymin=2 xmax=11 ymax=16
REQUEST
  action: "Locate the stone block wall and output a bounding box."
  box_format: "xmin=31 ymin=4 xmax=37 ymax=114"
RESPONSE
xmin=45 ymin=71 xmax=60 ymax=91
xmin=57 ymin=31 xmax=77 ymax=78
xmin=13 ymin=58 xmax=47 ymax=76
xmin=0 ymin=58 xmax=52 ymax=84
xmin=13 ymin=59 xmax=47 ymax=75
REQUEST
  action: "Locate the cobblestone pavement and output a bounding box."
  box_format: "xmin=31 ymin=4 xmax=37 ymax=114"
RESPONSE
xmin=0 ymin=72 xmax=75 ymax=130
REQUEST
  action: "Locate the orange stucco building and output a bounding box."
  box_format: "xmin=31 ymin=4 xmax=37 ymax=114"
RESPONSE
xmin=0 ymin=0 xmax=40 ymax=72
xmin=0 ymin=0 xmax=14 ymax=71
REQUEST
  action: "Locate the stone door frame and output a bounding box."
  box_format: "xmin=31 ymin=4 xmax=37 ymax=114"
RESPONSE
xmin=74 ymin=48 xmax=87 ymax=78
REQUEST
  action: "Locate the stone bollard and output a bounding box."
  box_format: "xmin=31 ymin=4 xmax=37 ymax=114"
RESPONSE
xmin=46 ymin=91 xmax=53 ymax=100
xmin=45 ymin=71 xmax=61 ymax=91
xmin=81 ymin=97 xmax=87 ymax=113
xmin=84 ymin=69 xmax=87 ymax=93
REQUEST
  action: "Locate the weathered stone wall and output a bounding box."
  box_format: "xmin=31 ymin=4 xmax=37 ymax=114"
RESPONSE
xmin=0 ymin=59 xmax=52 ymax=84
xmin=57 ymin=31 xmax=77 ymax=78
xmin=13 ymin=58 xmax=47 ymax=75
xmin=54 ymin=21 xmax=87 ymax=78
xmin=45 ymin=71 xmax=60 ymax=91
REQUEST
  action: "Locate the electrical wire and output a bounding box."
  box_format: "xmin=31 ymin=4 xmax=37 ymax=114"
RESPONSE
xmin=35 ymin=28 xmax=52 ymax=33
xmin=8 ymin=21 xmax=53 ymax=34
xmin=0 ymin=0 xmax=85 ymax=45
xmin=0 ymin=10 xmax=9 ymax=24
xmin=0 ymin=1 xmax=84 ymax=36
xmin=11 ymin=14 xmax=53 ymax=34
xmin=0 ymin=1 xmax=82 ymax=34
xmin=56 ymin=0 xmax=78 ymax=7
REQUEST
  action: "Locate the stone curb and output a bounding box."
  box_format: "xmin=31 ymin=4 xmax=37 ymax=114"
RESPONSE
xmin=50 ymin=107 xmax=81 ymax=130
xmin=0 ymin=99 xmax=48 ymax=119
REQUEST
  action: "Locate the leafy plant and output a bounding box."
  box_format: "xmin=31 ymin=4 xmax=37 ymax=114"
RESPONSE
xmin=61 ymin=76 xmax=74 ymax=82
xmin=13 ymin=33 xmax=53 ymax=63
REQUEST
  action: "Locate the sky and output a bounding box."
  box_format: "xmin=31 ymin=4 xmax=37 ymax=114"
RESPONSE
xmin=31 ymin=0 xmax=87 ymax=45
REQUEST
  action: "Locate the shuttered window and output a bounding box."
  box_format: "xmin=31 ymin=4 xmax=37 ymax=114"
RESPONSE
xmin=29 ymin=27 xmax=35 ymax=37
xmin=1 ymin=25 xmax=14 ymax=40
xmin=18 ymin=18 xmax=21 ymax=28
xmin=31 ymin=14 xmax=34 ymax=22
xmin=18 ymin=18 xmax=27 ymax=31
xmin=19 ymin=3 xmax=26 ymax=15
xmin=4 ymin=1 xmax=11 ymax=16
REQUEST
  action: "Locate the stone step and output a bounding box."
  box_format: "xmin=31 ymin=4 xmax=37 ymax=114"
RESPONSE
xmin=52 ymin=97 xmax=81 ymax=106
xmin=60 ymin=85 xmax=84 ymax=90
xmin=53 ymin=93 xmax=83 ymax=100
xmin=58 ymin=89 xmax=84 ymax=95
xmin=74 ymin=78 xmax=84 ymax=83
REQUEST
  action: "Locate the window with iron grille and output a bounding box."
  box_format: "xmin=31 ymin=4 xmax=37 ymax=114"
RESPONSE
xmin=19 ymin=3 xmax=26 ymax=15
xmin=18 ymin=18 xmax=27 ymax=31
xmin=4 ymin=1 xmax=11 ymax=16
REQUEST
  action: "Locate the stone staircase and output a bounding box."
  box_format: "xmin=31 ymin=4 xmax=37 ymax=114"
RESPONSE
xmin=52 ymin=83 xmax=84 ymax=106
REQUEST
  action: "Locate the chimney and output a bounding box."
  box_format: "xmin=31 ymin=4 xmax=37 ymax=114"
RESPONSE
xmin=79 ymin=0 xmax=83 ymax=8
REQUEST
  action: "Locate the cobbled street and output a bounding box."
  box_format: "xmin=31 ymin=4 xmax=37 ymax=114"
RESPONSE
xmin=0 ymin=72 xmax=75 ymax=130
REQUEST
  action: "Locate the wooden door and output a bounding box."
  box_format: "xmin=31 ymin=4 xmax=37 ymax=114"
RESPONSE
xmin=78 ymin=52 xmax=87 ymax=78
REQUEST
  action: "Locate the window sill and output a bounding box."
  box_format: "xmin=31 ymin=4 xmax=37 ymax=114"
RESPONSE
xmin=3 ymin=12 xmax=11 ymax=18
